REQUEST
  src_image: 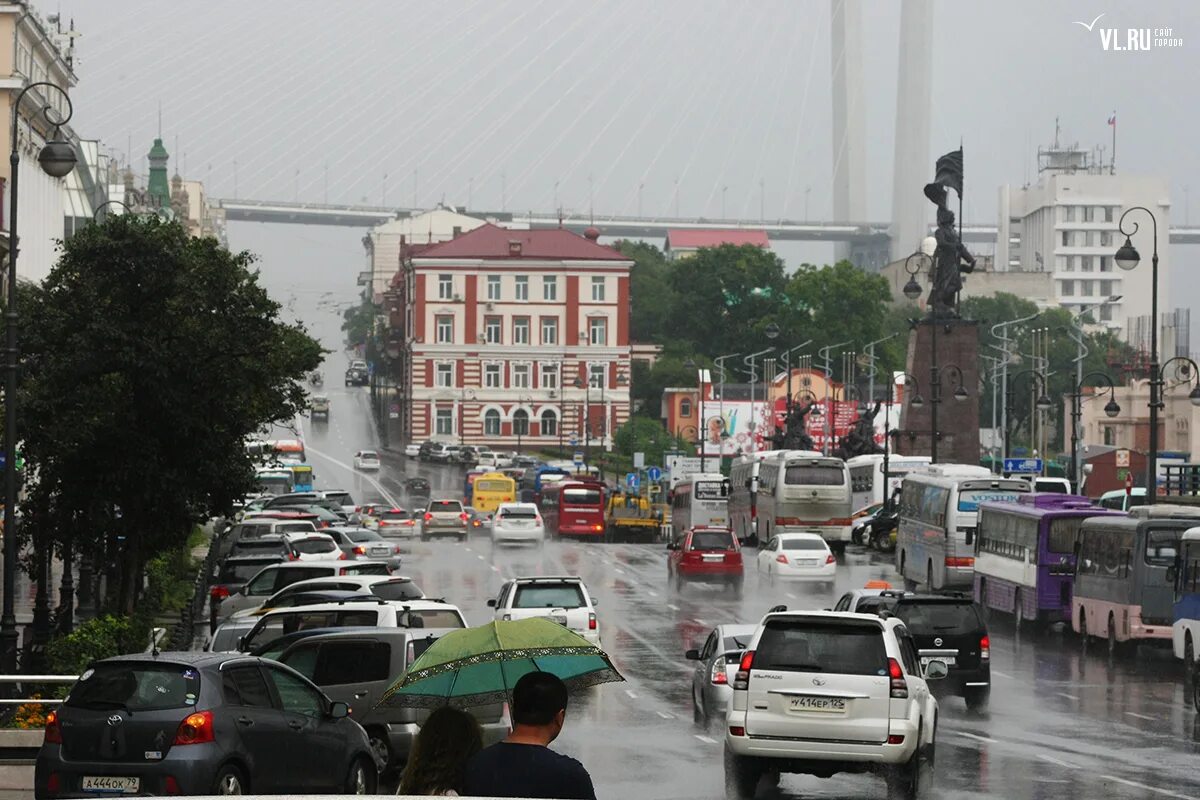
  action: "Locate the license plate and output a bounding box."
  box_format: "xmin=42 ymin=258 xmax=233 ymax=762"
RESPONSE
xmin=711 ymin=518 xmax=726 ymax=524
xmin=799 ymin=559 xmax=819 ymax=566
xmin=789 ymin=696 xmax=846 ymax=713
xmin=921 ymin=655 xmax=956 ymax=667
xmin=702 ymin=554 xmax=723 ymax=562
xmin=82 ymin=777 xmax=140 ymax=794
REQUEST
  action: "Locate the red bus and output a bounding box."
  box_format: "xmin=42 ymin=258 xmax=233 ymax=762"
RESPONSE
xmin=541 ymin=480 xmax=606 ymax=539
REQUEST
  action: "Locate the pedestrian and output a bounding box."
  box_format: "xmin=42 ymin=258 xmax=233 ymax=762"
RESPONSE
xmin=397 ymin=706 xmax=483 ymax=797
xmin=462 ymin=671 xmax=595 ymax=799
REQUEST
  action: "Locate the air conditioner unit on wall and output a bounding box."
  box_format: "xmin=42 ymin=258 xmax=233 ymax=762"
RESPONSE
xmin=486 ymin=302 xmax=494 ymax=311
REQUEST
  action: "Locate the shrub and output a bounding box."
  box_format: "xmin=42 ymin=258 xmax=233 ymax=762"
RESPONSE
xmin=46 ymin=615 xmax=149 ymax=676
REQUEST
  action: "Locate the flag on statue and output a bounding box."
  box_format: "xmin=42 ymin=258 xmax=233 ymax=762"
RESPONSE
xmin=934 ymin=147 xmax=963 ymax=197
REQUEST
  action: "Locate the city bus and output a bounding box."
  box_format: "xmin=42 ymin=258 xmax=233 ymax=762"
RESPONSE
xmin=896 ymin=465 xmax=1030 ymax=591
xmin=1074 ymin=510 xmax=1200 ymax=651
xmin=974 ymin=494 xmax=1124 ymax=627
xmin=755 ymin=453 xmax=854 ymax=553
xmin=270 ymin=439 xmax=306 ymax=465
xmin=846 ymin=453 xmax=932 ymax=515
xmin=520 ymin=467 xmax=571 ymax=504
xmin=1172 ymin=526 xmax=1200 ymax=700
xmin=670 ymin=474 xmax=731 ymax=541
xmin=254 ymin=467 xmax=294 ymax=496
xmin=289 ymin=464 xmax=315 ymax=492
xmin=729 ymin=450 xmax=820 ymax=544
xmin=471 ymin=471 xmax=518 ymax=515
xmin=540 ymin=480 xmax=606 ymax=539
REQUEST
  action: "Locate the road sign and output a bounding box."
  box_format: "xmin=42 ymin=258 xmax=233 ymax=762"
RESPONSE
xmin=633 ymin=452 xmax=645 ymax=469
xmin=647 ymin=466 xmax=663 ymax=482
xmin=1116 ymin=449 xmax=1131 ymax=468
xmin=573 ymin=451 xmax=584 ymax=465
xmin=1004 ymin=458 xmax=1043 ymax=474
xmin=570 ymin=436 xmax=578 ymax=447
xmin=1125 ymin=472 xmax=1134 ymax=492
xmin=626 ymin=472 xmax=640 ymax=490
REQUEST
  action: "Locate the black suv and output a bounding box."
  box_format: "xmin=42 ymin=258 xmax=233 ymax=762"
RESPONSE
xmin=857 ymin=590 xmax=990 ymax=711
xmin=345 ymin=366 xmax=368 ymax=387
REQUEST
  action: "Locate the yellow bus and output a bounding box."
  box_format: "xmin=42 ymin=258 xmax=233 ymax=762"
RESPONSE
xmin=472 ymin=471 xmax=518 ymax=515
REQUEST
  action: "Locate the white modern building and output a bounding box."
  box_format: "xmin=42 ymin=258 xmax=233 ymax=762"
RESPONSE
xmin=997 ymin=140 xmax=1169 ymax=335
xmin=362 ymin=207 xmax=490 ymax=301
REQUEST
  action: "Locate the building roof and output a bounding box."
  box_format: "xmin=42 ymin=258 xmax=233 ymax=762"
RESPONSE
xmin=413 ymin=224 xmax=629 ymax=261
xmin=666 ymin=229 xmax=770 ymax=250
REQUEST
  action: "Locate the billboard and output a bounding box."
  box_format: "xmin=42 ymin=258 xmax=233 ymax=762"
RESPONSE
xmin=699 ymin=399 xmax=904 ymax=457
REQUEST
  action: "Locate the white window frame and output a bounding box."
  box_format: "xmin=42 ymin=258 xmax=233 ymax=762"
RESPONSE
xmin=589 ymin=363 xmax=606 ymax=389
xmin=540 ymin=362 xmax=559 ymax=389
xmin=484 ymin=363 xmax=502 ymax=389
xmin=512 ymin=363 xmax=531 ymax=389
xmin=591 ymin=276 xmax=606 ymax=302
xmin=438 ymin=274 xmax=453 ymax=300
xmin=541 ymin=317 xmax=558 ymax=345
xmin=435 ymin=362 xmax=454 ymax=388
xmin=435 ymin=408 xmax=453 ymax=436
xmin=540 ymin=409 xmax=558 ymax=437
xmin=589 ymin=317 xmax=607 ymax=346
xmin=515 ymin=275 xmax=529 ymax=301
xmin=436 ymin=316 xmax=453 ymax=344
xmin=543 ymin=276 xmax=558 ymax=301
xmin=486 ymin=276 xmax=501 ymax=301
xmin=484 ymin=409 xmax=501 ymax=436
xmin=513 ymin=317 xmax=530 ymax=345
xmin=484 ymin=317 xmax=501 ymax=345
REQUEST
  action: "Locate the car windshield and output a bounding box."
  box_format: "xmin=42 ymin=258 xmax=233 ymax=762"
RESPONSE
xmin=690 ymin=530 xmax=735 ymax=551
xmin=785 ymin=465 xmax=845 ymax=485
xmin=397 ymin=609 xmax=464 ymax=629
xmin=755 ymin=620 xmax=887 ymax=675
xmin=370 ymin=580 xmax=424 ymax=601
xmin=293 ymin=538 xmax=336 ymax=554
xmin=500 ymin=507 xmax=538 ymax=520
xmin=781 ymin=538 xmax=827 ymax=551
xmin=513 ymin=584 xmax=585 ymax=609
xmin=67 ymin=663 xmax=201 ymax=712
xmin=563 ymin=488 xmax=602 ymax=505
xmin=894 ymin=602 xmax=981 ymax=635
xmin=347 ymin=530 xmax=385 ymax=543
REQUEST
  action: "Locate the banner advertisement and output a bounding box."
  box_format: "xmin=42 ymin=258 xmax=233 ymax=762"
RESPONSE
xmin=700 ymin=399 xmax=902 ymax=457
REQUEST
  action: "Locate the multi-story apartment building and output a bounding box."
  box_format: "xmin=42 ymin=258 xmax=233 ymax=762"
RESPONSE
xmin=391 ymin=224 xmax=632 ymax=450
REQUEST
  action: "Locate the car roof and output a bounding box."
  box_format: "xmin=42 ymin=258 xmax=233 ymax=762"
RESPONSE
xmin=280 ymin=575 xmax=414 ymax=592
xmin=777 ymin=532 xmax=827 ymax=540
xmin=259 ymin=598 xmax=458 ymax=617
xmin=98 ymin=651 xmax=247 ymax=668
xmin=716 ymin=623 xmax=758 ymax=639
xmin=278 ymin=626 xmax=441 ymax=645
xmin=760 ymin=610 xmax=889 ymax=626
xmin=510 ymin=575 xmax=585 ymax=585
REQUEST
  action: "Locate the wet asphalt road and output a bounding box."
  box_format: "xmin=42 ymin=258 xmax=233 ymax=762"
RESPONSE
xmin=251 ymin=226 xmax=1200 ymax=799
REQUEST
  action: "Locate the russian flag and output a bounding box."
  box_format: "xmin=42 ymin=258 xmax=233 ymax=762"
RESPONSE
xmin=1108 ymin=114 xmax=1116 ymax=126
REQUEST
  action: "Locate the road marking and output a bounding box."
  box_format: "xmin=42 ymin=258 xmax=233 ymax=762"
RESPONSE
xmin=1056 ymin=692 xmax=1080 ymax=700
xmin=625 ymin=689 xmax=639 ymax=699
xmin=1100 ymin=775 xmax=1200 ymax=800
xmin=490 ymin=565 xmax=500 ymax=573
xmin=647 ymin=590 xmax=659 ymax=598
xmin=476 ymin=554 xmax=485 ymax=560
xmin=464 ymin=547 xmax=474 ymax=553
xmin=304 ymin=443 xmax=399 ymax=506
xmin=1036 ymin=753 xmax=1079 ymax=769
xmin=694 ymin=734 xmax=719 ymax=745
xmin=666 ymin=603 xmax=679 ymax=611
xmin=693 ymin=618 xmax=707 ymax=626
xmin=991 ymin=669 xmax=1014 ymax=679
xmin=1125 ymin=712 xmax=1156 ymax=721
xmin=947 ymin=729 xmax=996 ymax=744
xmin=656 ymin=711 xmax=674 ymax=719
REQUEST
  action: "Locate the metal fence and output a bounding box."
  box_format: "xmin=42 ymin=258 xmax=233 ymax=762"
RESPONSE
xmin=164 ymin=530 xmax=218 ymax=652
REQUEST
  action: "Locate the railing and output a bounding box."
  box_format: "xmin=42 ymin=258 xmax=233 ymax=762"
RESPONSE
xmin=0 ymin=675 xmax=76 ymax=706
xmin=1163 ymin=464 xmax=1200 ymax=498
xmin=164 ymin=530 xmax=218 ymax=651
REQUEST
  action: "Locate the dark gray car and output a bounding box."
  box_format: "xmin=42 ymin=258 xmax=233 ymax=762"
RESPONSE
xmin=35 ymin=652 xmax=379 ymax=796
xmin=274 ymin=628 xmax=507 ymax=774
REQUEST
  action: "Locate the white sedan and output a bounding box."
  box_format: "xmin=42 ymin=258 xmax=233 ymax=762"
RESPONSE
xmin=354 ymin=449 xmax=382 ymax=470
xmin=283 ymin=532 xmax=343 ymax=562
xmin=757 ymin=533 xmax=837 ymax=585
xmin=491 ymin=502 xmax=545 ymax=546
xmin=404 ymin=443 xmax=422 ymax=458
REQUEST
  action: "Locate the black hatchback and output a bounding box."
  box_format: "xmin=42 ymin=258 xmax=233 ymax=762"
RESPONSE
xmin=35 ymin=652 xmax=379 ymax=797
xmin=858 ymin=591 xmax=991 ymax=711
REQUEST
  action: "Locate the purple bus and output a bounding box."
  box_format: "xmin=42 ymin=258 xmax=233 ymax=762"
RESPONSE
xmin=973 ymin=494 xmax=1124 ymax=627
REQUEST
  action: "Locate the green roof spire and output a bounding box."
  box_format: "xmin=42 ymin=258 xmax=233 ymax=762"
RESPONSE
xmin=147 ymin=137 xmax=170 ymax=207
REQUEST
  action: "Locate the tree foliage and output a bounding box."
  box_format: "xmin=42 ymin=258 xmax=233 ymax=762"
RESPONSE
xmin=20 ymin=216 xmax=323 ymax=611
xmin=612 ymin=417 xmax=688 ymax=466
xmin=341 ymin=298 xmax=377 ymax=349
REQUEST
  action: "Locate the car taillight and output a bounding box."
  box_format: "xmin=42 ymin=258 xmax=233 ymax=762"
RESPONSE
xmin=46 ymin=774 xmax=61 ymax=793
xmin=424 ymin=512 xmax=433 ymax=522
xmin=588 ymin=613 xmax=597 ymax=630
xmin=733 ymin=650 xmax=754 ymax=690
xmin=776 ymin=554 xmax=788 ymax=565
xmin=460 ymin=512 xmax=469 ymax=522
xmin=593 ymin=524 xmax=603 ymax=532
xmin=336 ymin=551 xmax=347 ymax=560
xmin=44 ymin=710 xmax=62 ymax=744
xmin=535 ymin=516 xmax=543 ymax=525
xmin=945 ymin=557 xmax=974 ymax=568
xmin=163 ymin=775 xmax=182 ymax=795
xmin=980 ymin=635 xmax=990 ymax=660
xmin=286 ymin=553 xmax=298 ymax=561
xmin=173 ymin=711 xmax=214 ymax=745
xmin=729 ymin=726 xmax=745 ymax=737
xmin=210 ymin=585 xmax=230 ymax=601
xmin=353 ymin=545 xmax=367 ymax=555
xmin=710 ymin=660 xmax=728 ymax=685
xmin=825 ymin=554 xmax=836 ymax=564
xmin=888 ymin=657 xmax=907 ymax=699
xmin=887 ymin=734 xmax=906 ymax=745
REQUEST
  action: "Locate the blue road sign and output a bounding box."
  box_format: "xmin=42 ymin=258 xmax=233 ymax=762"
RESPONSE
xmin=626 ymin=472 xmax=640 ymax=490
xmin=1004 ymin=457 xmax=1043 ymax=474
xmin=573 ymin=451 xmax=584 ymax=465
xmin=570 ymin=436 xmax=578 ymax=447
xmin=647 ymin=466 xmax=662 ymax=482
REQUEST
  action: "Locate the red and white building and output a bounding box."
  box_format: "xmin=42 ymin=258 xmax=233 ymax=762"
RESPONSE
xmin=391 ymin=224 xmax=633 ymax=450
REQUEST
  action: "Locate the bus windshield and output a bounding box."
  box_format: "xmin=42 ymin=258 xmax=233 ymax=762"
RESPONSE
xmin=1146 ymin=528 xmax=1180 ymax=565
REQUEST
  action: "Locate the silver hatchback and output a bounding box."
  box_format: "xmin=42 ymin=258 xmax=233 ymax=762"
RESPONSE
xmin=685 ymin=623 xmax=757 ymax=728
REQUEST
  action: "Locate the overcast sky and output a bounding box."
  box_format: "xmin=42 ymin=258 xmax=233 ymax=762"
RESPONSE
xmin=53 ymin=0 xmax=1200 ymax=310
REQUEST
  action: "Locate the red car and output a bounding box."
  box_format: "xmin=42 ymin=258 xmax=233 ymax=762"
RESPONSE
xmin=667 ymin=527 xmax=743 ymax=596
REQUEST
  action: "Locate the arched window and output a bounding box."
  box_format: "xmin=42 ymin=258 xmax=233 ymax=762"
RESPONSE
xmin=513 ymin=409 xmax=530 ymax=436
xmin=540 ymin=409 xmax=558 ymax=436
xmin=484 ymin=409 xmax=501 ymax=436
xmin=680 ymin=398 xmax=692 ymax=417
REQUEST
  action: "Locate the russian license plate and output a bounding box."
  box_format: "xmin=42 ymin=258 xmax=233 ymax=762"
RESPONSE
xmin=799 ymin=559 xmax=819 ymax=566
xmin=702 ymin=554 xmax=724 ymax=562
xmin=921 ymin=655 xmax=956 ymax=667
xmin=711 ymin=518 xmax=726 ymax=525
xmin=789 ymin=696 xmax=846 ymax=713
xmin=82 ymin=777 xmax=140 ymax=794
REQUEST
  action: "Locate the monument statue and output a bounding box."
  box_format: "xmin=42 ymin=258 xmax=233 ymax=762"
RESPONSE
xmin=773 ymin=400 xmax=817 ymax=452
xmin=834 ymin=402 xmax=884 ymax=460
xmin=922 ymin=182 xmax=976 ymax=317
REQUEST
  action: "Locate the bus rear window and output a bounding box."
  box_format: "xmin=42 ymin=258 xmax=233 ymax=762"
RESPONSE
xmin=785 ymin=465 xmax=845 ymax=486
xmin=563 ymin=488 xmax=601 ymax=505
xmin=1146 ymin=528 xmax=1181 ymax=566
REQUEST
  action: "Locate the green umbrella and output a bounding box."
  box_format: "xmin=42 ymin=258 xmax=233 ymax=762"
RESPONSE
xmin=377 ymin=617 xmax=624 ymax=709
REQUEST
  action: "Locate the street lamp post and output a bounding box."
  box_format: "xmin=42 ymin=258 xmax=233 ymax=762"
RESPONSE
xmin=1114 ymin=209 xmax=1161 ymax=500
xmin=3 ymin=82 xmax=77 ymax=673
xmin=742 ymin=348 xmax=774 ymax=454
xmin=573 ymin=377 xmax=591 ymax=470
xmin=817 ymin=340 xmax=851 ymax=455
xmin=1003 ymin=369 xmax=1054 ymax=466
xmin=882 ymin=374 xmax=922 ymax=510
xmin=901 ymin=248 xmax=938 ymax=459
xmin=1070 ymin=371 xmax=1122 ymax=491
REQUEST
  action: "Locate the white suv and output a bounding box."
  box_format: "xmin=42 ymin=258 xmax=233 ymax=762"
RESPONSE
xmin=489 ymin=576 xmax=600 ymax=646
xmin=724 ymin=610 xmax=945 ymax=799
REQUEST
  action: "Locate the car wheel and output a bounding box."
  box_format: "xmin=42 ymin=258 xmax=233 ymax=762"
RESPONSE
xmin=212 ymin=764 xmax=247 ymax=795
xmin=886 ymin=726 xmax=921 ymax=800
xmin=367 ymin=731 xmax=392 ymax=774
xmin=345 ymin=757 xmax=376 ymax=795
xmin=675 ymin=572 xmax=686 ymax=594
xmin=723 ymin=746 xmax=762 ymax=800
xmin=964 ymin=685 xmax=990 ymax=713
xmin=1187 ymin=638 xmax=1197 ymax=708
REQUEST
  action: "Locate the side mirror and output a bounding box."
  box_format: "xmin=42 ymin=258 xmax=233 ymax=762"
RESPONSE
xmin=684 ymin=649 xmax=701 ymax=661
xmin=486 ymin=599 xmax=496 ymax=607
xmin=923 ymin=660 xmax=949 ymax=680
xmin=666 ymin=542 xmax=676 ymax=551
xmin=328 ymin=701 xmax=350 ymax=719
xmin=236 ymin=636 xmax=247 ymax=652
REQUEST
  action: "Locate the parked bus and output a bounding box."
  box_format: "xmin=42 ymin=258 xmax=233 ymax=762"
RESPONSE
xmin=541 ymin=480 xmax=606 ymax=539
xmin=1074 ymin=510 xmax=1200 ymax=650
xmin=755 ymin=453 xmax=854 ymax=554
xmin=670 ymin=474 xmax=731 ymax=540
xmin=846 ymin=454 xmax=932 ymax=516
xmin=255 ymin=467 xmax=294 ymax=496
xmin=896 ymin=465 xmax=1030 ymax=591
xmin=463 ymin=469 xmax=487 ymax=506
xmin=729 ymin=451 xmax=818 ymax=544
xmin=270 ymin=439 xmax=306 ymax=465
xmin=974 ymin=494 xmax=1124 ymax=627
xmin=472 ymin=472 xmax=518 ymax=515
xmin=1172 ymin=526 xmax=1200 ymax=699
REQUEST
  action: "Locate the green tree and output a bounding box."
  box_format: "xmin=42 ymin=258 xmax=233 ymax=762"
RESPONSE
xmin=20 ymin=215 xmax=323 ymax=613
xmin=612 ymin=417 xmax=686 ymax=466
xmin=341 ymin=298 xmax=377 ymax=349
xmin=615 ymin=240 xmax=675 ymax=343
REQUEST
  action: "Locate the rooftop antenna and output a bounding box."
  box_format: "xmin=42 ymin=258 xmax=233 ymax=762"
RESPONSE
xmin=158 ymin=100 xmax=162 ymax=138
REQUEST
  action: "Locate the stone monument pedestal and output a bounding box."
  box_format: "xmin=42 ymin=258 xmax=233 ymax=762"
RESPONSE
xmin=896 ymin=318 xmax=980 ymax=465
